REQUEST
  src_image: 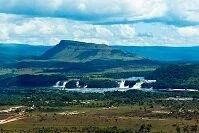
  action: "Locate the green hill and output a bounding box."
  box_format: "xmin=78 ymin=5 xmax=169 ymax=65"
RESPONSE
xmin=4 ymin=40 xmax=158 ymax=74
xmin=40 ymin=40 xmax=143 ymax=62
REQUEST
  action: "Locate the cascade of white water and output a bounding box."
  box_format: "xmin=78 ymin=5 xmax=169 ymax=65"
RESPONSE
xmin=62 ymin=81 xmax=68 ymax=88
xmin=76 ymin=81 xmax=80 ymax=88
xmin=53 ymin=81 xmax=61 ymax=87
xmin=84 ymin=85 xmax=87 ymax=88
xmin=132 ymin=81 xmax=144 ymax=89
xmin=119 ymin=80 xmax=125 ymax=88
xmin=119 ymin=80 xmax=129 ymax=88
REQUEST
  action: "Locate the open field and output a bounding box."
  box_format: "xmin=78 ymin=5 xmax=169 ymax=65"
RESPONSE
xmin=0 ymin=88 xmax=199 ymax=132
xmin=0 ymin=105 xmax=198 ymax=133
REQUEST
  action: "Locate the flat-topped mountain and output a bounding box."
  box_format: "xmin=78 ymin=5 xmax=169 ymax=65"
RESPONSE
xmin=4 ymin=40 xmax=158 ymax=73
xmin=40 ymin=40 xmax=143 ymax=62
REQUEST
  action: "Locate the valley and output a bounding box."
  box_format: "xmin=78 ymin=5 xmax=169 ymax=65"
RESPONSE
xmin=1 ymin=1 xmax=199 ymax=132
xmin=0 ymin=40 xmax=199 ymax=133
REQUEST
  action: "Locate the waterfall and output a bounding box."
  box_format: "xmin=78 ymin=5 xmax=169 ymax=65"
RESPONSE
xmin=84 ymin=85 xmax=87 ymax=88
xmin=132 ymin=81 xmax=144 ymax=89
xmin=53 ymin=81 xmax=68 ymax=88
xmin=76 ymin=81 xmax=80 ymax=88
xmin=53 ymin=81 xmax=61 ymax=87
xmin=119 ymin=80 xmax=125 ymax=88
xmin=62 ymin=81 xmax=68 ymax=88
xmin=119 ymin=80 xmax=129 ymax=88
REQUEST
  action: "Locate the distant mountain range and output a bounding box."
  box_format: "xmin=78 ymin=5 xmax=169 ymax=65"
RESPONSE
xmin=1 ymin=41 xmax=199 ymax=88
xmin=114 ymin=46 xmax=199 ymax=62
xmin=3 ymin=40 xmax=157 ymax=73
xmin=1 ymin=42 xmax=199 ymax=64
xmin=0 ymin=43 xmax=51 ymax=63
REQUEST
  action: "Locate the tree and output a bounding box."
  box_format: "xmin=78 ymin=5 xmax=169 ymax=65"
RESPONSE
xmin=176 ymin=126 xmax=181 ymax=133
xmin=183 ymin=125 xmax=189 ymax=133
xmin=190 ymin=125 xmax=198 ymax=133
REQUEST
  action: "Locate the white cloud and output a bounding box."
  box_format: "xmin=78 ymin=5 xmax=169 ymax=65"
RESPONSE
xmin=123 ymin=0 xmax=167 ymax=19
xmin=177 ymin=26 xmax=199 ymax=37
xmin=0 ymin=25 xmax=9 ymax=40
xmin=95 ymin=26 xmax=114 ymax=38
xmin=119 ymin=25 xmax=136 ymax=38
xmin=0 ymin=0 xmax=198 ymax=26
xmin=0 ymin=13 xmax=199 ymax=46
xmin=79 ymin=38 xmax=109 ymax=45
xmin=78 ymin=3 xmax=86 ymax=11
xmin=0 ymin=16 xmax=69 ymax=45
xmin=167 ymin=0 xmax=199 ymax=23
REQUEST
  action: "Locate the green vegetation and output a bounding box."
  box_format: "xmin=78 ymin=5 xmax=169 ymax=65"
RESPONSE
xmin=1 ymin=41 xmax=199 ymax=132
xmin=1 ymin=88 xmax=199 ymax=108
xmin=147 ymin=64 xmax=199 ymax=89
xmin=0 ymin=74 xmax=67 ymax=87
xmin=103 ymin=70 xmax=152 ymax=79
xmin=41 ymin=40 xmax=142 ymax=62
xmin=1 ymin=88 xmax=199 ymax=132
xmin=85 ymin=79 xmax=118 ymax=88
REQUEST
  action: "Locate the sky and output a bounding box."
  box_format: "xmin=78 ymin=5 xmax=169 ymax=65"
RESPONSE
xmin=0 ymin=0 xmax=199 ymax=46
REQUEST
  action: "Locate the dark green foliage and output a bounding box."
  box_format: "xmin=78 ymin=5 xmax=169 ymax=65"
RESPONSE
xmin=87 ymin=79 xmax=118 ymax=88
xmin=138 ymin=124 xmax=152 ymax=132
xmin=79 ymin=80 xmax=87 ymax=87
xmin=0 ymin=94 xmax=23 ymax=105
xmin=103 ymin=71 xmax=152 ymax=79
xmin=124 ymin=80 xmax=137 ymax=88
xmin=65 ymin=80 xmax=77 ymax=88
xmin=5 ymin=59 xmax=157 ymax=73
xmin=141 ymin=83 xmax=154 ymax=88
xmin=147 ymin=64 xmax=199 ymax=80
xmin=0 ymin=75 xmax=67 ymax=87
xmin=147 ymin=64 xmax=199 ymax=89
xmin=175 ymin=125 xmax=198 ymax=133
xmin=19 ymin=126 xmax=136 ymax=133
xmin=1 ymin=87 xmax=199 ymax=108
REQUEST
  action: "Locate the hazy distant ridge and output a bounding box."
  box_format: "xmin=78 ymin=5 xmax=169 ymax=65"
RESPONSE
xmin=114 ymin=46 xmax=199 ymax=62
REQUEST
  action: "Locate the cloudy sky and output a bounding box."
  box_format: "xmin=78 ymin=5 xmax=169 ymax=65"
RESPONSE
xmin=0 ymin=0 xmax=199 ymax=46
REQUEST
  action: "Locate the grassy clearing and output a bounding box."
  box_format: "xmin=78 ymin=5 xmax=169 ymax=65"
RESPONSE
xmin=0 ymin=105 xmax=198 ymax=132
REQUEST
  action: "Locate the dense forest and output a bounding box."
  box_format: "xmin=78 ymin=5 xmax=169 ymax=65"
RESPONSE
xmin=147 ymin=64 xmax=199 ymax=89
xmin=1 ymin=88 xmax=199 ymax=109
xmin=1 ymin=64 xmax=199 ymax=90
xmin=0 ymin=75 xmax=67 ymax=87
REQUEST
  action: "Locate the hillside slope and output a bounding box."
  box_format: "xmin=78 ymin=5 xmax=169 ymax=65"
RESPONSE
xmin=4 ymin=40 xmax=158 ymax=73
xmin=0 ymin=43 xmax=51 ymax=63
xmin=41 ymin=40 xmax=143 ymax=62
